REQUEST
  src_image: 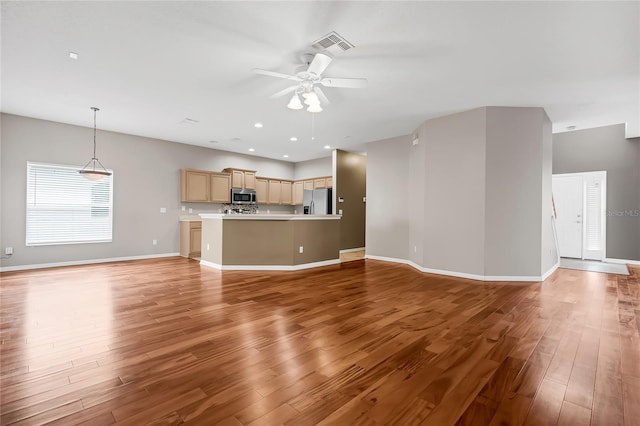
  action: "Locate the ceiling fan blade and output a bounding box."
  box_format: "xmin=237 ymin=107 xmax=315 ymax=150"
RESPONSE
xmin=253 ymin=68 xmax=301 ymax=82
xmin=269 ymin=85 xmax=299 ymax=99
xmin=320 ymin=77 xmax=367 ymax=89
xmin=307 ymin=53 xmax=332 ymax=76
xmin=313 ymin=87 xmax=330 ymax=105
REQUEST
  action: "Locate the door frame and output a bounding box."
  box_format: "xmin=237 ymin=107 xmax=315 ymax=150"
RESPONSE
xmin=552 ymin=171 xmax=607 ymax=261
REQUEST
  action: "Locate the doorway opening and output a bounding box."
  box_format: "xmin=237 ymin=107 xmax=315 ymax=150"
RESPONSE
xmin=552 ymin=171 xmax=607 ymax=261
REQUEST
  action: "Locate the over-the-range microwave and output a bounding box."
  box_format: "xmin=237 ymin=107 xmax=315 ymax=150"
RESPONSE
xmin=231 ymin=188 xmax=256 ymax=205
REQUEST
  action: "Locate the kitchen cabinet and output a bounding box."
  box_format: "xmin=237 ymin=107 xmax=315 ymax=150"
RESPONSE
xmin=293 ymin=181 xmax=304 ymax=205
xmin=181 ymin=169 xmax=210 ymax=202
xmin=303 ymin=180 xmax=314 ymax=191
xmin=325 ymin=177 xmax=333 ymax=188
xmin=255 ymin=178 xmax=268 ymax=204
xmin=223 ymin=168 xmax=256 ymax=189
xmin=180 ymin=220 xmax=202 ymax=258
xmin=210 ymin=172 xmax=231 ymax=203
xmin=268 ymin=180 xmax=281 ymax=204
xmin=314 ymin=178 xmax=327 ymax=189
xmin=180 ymin=169 xmax=230 ymax=203
xmin=280 ymin=181 xmax=292 ymax=205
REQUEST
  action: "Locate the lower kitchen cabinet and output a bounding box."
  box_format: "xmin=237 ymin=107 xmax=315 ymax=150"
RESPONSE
xmin=180 ymin=220 xmax=202 ymax=258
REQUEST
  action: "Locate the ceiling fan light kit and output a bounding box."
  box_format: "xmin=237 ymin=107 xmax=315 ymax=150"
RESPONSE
xmin=254 ymin=50 xmax=367 ymax=113
xmin=287 ymin=94 xmax=303 ymax=110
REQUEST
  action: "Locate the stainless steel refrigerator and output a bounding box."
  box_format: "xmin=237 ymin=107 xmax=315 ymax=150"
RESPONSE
xmin=303 ymin=189 xmax=332 ymax=214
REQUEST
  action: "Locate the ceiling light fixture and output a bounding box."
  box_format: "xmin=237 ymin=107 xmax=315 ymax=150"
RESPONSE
xmin=79 ymin=107 xmax=111 ymax=181
xmin=283 ymin=154 xmax=289 ymax=158
xmin=69 ymin=52 xmax=79 ymax=60
xmin=324 ymin=145 xmax=331 ymax=149
xmin=287 ymin=94 xmax=303 ymax=110
xmin=290 ymin=137 xmax=298 ymax=142
xmin=254 ymin=122 xmax=263 ymax=128
xmin=303 ymin=92 xmax=320 ymax=106
xmin=307 ymin=104 xmax=322 ymax=113
xmin=248 ymin=148 xmax=255 ymax=152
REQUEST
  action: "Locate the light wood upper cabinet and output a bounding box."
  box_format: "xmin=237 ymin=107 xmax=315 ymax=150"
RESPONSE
xmin=314 ymin=178 xmax=327 ymax=189
xmin=280 ymin=181 xmax=292 ymax=205
xmin=268 ymin=180 xmax=281 ymax=204
xmin=293 ymin=181 xmax=304 ymax=205
xmin=210 ymin=172 xmax=231 ymax=203
xmin=255 ymin=178 xmax=268 ymax=204
xmin=325 ymin=177 xmax=333 ymax=188
xmin=303 ymin=180 xmax=314 ymax=191
xmin=181 ymin=169 xmax=211 ymax=202
xmin=223 ymin=168 xmax=257 ymax=189
xmin=244 ymin=172 xmax=256 ymax=190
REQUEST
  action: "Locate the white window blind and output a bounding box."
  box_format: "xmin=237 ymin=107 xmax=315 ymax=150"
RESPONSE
xmin=585 ymin=179 xmax=602 ymax=251
xmin=26 ymin=162 xmax=113 ymax=246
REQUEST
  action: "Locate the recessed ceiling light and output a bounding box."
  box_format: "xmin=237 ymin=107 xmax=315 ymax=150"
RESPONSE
xmin=283 ymin=154 xmax=289 ymax=158
xmin=232 ymin=137 xmax=241 ymax=142
xmin=209 ymin=140 xmax=219 ymax=144
xmin=248 ymin=148 xmax=255 ymax=152
xmin=254 ymin=122 xmax=263 ymax=128
xmin=324 ymin=145 xmax=331 ymax=149
xmin=567 ymin=125 xmax=577 ymax=130
xmin=344 ymin=135 xmax=351 ymax=138
xmin=290 ymin=137 xmax=298 ymax=142
xmin=69 ymin=52 xmax=79 ymax=60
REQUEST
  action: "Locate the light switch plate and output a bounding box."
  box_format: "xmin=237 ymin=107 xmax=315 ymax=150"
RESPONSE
xmin=338 ymin=209 xmax=343 ymax=215
xmin=160 ymin=207 xmax=166 ymax=213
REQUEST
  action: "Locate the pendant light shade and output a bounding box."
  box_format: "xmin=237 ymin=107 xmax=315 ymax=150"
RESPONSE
xmin=79 ymin=107 xmax=111 ymax=181
xmin=307 ymin=104 xmax=322 ymax=113
xmin=287 ymin=93 xmax=303 ymax=110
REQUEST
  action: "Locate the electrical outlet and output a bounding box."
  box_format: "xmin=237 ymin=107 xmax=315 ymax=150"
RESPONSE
xmin=181 ymin=205 xmax=186 ymax=212
xmin=160 ymin=207 xmax=166 ymax=213
xmin=299 ymin=246 xmax=304 ymax=254
xmin=363 ymin=197 xmax=366 ymax=203
xmin=338 ymin=209 xmax=343 ymax=215
xmin=5 ymin=247 xmax=13 ymax=255
xmin=152 ymin=239 xmax=157 ymax=245
xmin=188 ymin=208 xmax=193 ymax=213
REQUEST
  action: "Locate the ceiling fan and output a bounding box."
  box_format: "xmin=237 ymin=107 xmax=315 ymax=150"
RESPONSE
xmin=253 ymin=53 xmax=367 ymax=112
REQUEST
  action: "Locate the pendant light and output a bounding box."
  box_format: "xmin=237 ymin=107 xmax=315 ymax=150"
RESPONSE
xmin=287 ymin=93 xmax=303 ymax=110
xmin=79 ymin=107 xmax=112 ymax=181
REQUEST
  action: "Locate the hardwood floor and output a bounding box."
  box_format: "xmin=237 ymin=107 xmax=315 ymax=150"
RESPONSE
xmin=1 ymin=258 xmax=638 ymax=425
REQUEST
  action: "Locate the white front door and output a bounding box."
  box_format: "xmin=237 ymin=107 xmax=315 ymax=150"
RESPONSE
xmin=553 ymin=175 xmax=583 ymax=258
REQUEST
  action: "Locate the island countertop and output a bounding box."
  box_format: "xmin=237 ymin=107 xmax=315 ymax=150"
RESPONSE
xmin=199 ymin=213 xmax=341 ymax=221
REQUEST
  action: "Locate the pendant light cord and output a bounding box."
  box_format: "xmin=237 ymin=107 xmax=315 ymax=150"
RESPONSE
xmin=92 ymin=107 xmax=99 ymax=160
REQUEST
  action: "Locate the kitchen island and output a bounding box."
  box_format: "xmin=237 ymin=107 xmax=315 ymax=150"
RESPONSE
xmin=199 ymin=214 xmax=341 ymax=270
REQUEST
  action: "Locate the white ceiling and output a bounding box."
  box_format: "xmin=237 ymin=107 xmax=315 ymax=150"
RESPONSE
xmin=1 ymin=1 xmax=638 ymax=162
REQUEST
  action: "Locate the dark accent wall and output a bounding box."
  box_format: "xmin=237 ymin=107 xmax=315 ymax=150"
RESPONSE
xmin=335 ymin=150 xmax=366 ymax=250
xmin=553 ymin=124 xmax=640 ymax=260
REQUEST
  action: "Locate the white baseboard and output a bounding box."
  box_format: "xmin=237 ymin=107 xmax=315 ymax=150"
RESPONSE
xmin=200 ymin=258 xmax=341 ymax=271
xmin=605 ymin=258 xmax=640 ymax=266
xmin=0 ymin=253 xmax=180 ymax=272
xmin=365 ymin=254 xmax=549 ymax=282
xmin=541 ymin=261 xmax=560 ymax=280
xmin=340 ymin=247 xmax=365 ymax=254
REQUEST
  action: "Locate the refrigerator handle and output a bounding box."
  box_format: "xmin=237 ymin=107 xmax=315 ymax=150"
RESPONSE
xmin=310 ymin=199 xmax=314 ymax=214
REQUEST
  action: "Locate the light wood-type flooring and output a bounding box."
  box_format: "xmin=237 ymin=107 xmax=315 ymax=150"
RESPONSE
xmin=1 ymin=258 xmax=638 ymax=425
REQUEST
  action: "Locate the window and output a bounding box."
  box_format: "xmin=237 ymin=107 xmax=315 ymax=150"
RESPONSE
xmin=26 ymin=162 xmax=113 ymax=246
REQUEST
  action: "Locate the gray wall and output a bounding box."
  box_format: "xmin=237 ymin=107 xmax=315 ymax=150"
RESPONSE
xmin=366 ymin=106 xmax=555 ymax=279
xmin=553 ymin=124 xmax=640 ymax=260
xmin=420 ymin=108 xmax=487 ymax=275
xmin=365 ymin=135 xmax=411 ymax=260
xmin=0 ymin=113 xmax=294 ymax=269
xmin=293 ymin=156 xmax=332 ymax=180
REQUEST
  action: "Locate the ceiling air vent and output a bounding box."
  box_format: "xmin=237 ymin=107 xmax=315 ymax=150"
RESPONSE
xmin=312 ymin=31 xmax=354 ymax=54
